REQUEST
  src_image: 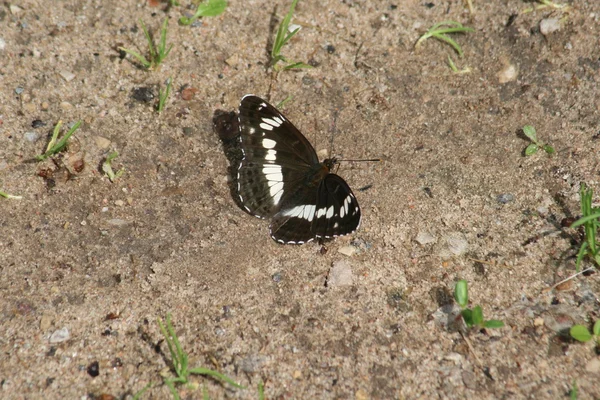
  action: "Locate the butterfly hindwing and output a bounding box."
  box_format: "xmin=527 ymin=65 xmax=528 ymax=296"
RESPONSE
xmin=312 ymin=174 xmax=361 ymax=239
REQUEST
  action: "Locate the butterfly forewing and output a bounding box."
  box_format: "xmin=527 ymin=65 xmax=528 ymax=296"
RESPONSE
xmin=235 ymin=95 xmax=362 ymax=244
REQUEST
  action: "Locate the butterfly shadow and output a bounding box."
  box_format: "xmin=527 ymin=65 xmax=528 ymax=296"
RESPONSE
xmin=212 ymin=109 xmax=247 ymax=213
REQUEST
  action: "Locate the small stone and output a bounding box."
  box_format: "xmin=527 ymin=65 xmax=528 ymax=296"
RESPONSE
xmin=462 ymin=370 xmax=477 ymax=390
xmin=338 ymin=245 xmax=357 ymax=257
xmin=533 ymin=317 xmax=544 ymax=327
xmin=60 ymin=101 xmax=73 ymax=110
xmin=585 ymin=358 xmax=600 ymax=374
xmin=41 ymin=102 xmax=49 ymax=111
xmin=59 ymin=70 xmax=76 ymax=82
xmin=40 ymin=314 xmax=53 ymax=331
xmin=87 ymin=361 xmax=100 ymax=377
xmin=181 ymin=87 xmax=197 ymax=101
xmin=327 ymin=260 xmax=354 ymax=287
xmin=24 ymin=131 xmax=40 ymax=142
xmin=272 ymin=272 xmax=283 ymax=283
xmin=445 ymin=232 xmax=468 ymax=256
xmin=225 ymin=54 xmax=239 ymax=67
xmin=107 ymin=219 xmax=130 ymax=226
xmin=9 ymin=4 xmax=23 ymax=14
xmin=49 ymin=327 xmax=70 ymax=343
xmin=94 ymin=136 xmax=111 ymax=149
xmin=498 ymin=64 xmax=517 ymax=83
xmin=293 ymin=370 xmax=302 ymax=379
xmin=15 ymin=87 xmax=24 ymax=95
xmin=23 ymin=102 xmax=36 ymax=113
xmin=415 ymin=231 xmax=436 ymax=245
xmin=497 ymin=193 xmax=515 ymax=204
xmin=355 ymin=389 xmax=369 ymax=400
xmin=114 ymin=200 xmax=124 ymax=207
xmin=0 ymin=38 xmax=6 ymax=51
xmin=540 ymin=18 xmax=561 ymax=35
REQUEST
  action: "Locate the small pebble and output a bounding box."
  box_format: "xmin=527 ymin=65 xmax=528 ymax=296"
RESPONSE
xmin=87 ymin=361 xmax=100 ymax=378
xmin=32 ymin=119 xmax=46 ymax=128
xmin=40 ymin=314 xmax=53 ymax=331
xmin=337 ymin=245 xmax=357 ymax=257
xmin=60 ymin=101 xmax=73 ymax=110
xmin=415 ymin=231 xmax=436 ymax=245
xmin=327 ymin=260 xmax=354 ymax=287
xmin=41 ymin=101 xmax=49 ymax=110
xmin=225 ymin=54 xmax=239 ymax=67
xmin=586 ymin=358 xmax=600 ymax=374
xmin=94 ymin=136 xmax=111 ymax=149
xmin=272 ymin=272 xmax=283 ymax=283
xmin=15 ymin=87 xmax=24 ymax=95
xmin=114 ymin=200 xmax=124 ymax=207
xmin=540 ymin=18 xmax=560 ymax=35
xmin=24 ymin=131 xmax=40 ymax=142
xmin=107 ymin=219 xmax=129 ymax=226
xmin=9 ymin=4 xmax=22 ymax=14
xmin=497 ymin=193 xmax=515 ymax=204
xmin=59 ymin=70 xmax=76 ymax=82
xmin=49 ymin=327 xmax=70 ymax=343
xmin=498 ymin=64 xmax=517 ymax=83
xmin=0 ymin=38 xmax=6 ymax=51
xmin=445 ymin=232 xmax=468 ymax=256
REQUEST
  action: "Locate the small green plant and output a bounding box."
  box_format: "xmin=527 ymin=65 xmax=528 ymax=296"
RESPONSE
xmin=522 ymin=0 xmax=570 ymax=13
xmin=119 ymin=18 xmax=173 ymax=70
xmin=132 ymin=382 xmax=153 ymax=400
xmin=270 ymin=0 xmax=313 ymax=71
xmin=36 ymin=120 xmax=82 ymax=161
xmin=415 ymin=21 xmax=474 ymax=57
xmin=569 ymin=380 xmax=578 ymax=400
xmin=102 ymin=151 xmax=125 ymax=182
xmin=158 ymin=314 xmax=244 ymax=398
xmin=157 ymin=77 xmax=172 ymax=113
xmin=0 ymin=187 xmax=22 ymax=200
xmin=454 ymin=280 xmax=504 ymax=330
xmin=179 ymin=0 xmax=227 ymax=25
xmin=570 ymin=183 xmax=600 ymax=271
xmin=570 ymin=320 xmax=600 ymax=347
xmin=522 ymin=125 xmax=555 ymax=156
xmin=447 ymin=55 xmax=471 ymax=74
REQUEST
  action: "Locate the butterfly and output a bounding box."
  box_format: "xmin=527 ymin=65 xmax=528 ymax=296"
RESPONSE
xmin=235 ymin=95 xmax=361 ymax=244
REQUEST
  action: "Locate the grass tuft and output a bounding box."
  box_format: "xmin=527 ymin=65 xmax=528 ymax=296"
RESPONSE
xmin=158 ymin=77 xmax=172 ymax=113
xmin=415 ymin=21 xmax=474 ymax=58
xmin=102 ymin=151 xmax=125 ymax=182
xmin=36 ymin=120 xmax=81 ymax=161
xmin=119 ymin=18 xmax=173 ymax=70
xmin=270 ymin=0 xmax=313 ymax=71
xmin=570 ymin=183 xmax=600 ymax=271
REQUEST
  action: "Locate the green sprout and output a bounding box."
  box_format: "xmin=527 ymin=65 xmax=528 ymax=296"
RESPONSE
xmin=179 ymin=0 xmax=227 ymax=25
xmin=102 ymin=151 xmax=125 ymax=182
xmin=119 ymin=18 xmax=173 ymax=70
xmin=447 ymin=55 xmax=471 ymax=74
xmin=454 ymin=280 xmax=504 ymax=330
xmin=522 ymin=0 xmax=570 ymax=14
xmin=132 ymin=382 xmax=153 ymax=400
xmin=157 ymin=77 xmax=172 ymax=113
xmin=258 ymin=381 xmax=265 ymax=400
xmin=157 ymin=314 xmax=244 ymax=398
xmin=522 ymin=125 xmax=555 ymax=156
xmin=570 ymin=320 xmax=600 ymax=348
xmin=270 ymin=0 xmax=313 ymax=71
xmin=570 ymin=380 xmax=578 ymax=400
xmin=36 ymin=120 xmax=81 ymax=161
xmin=0 ymin=188 xmax=22 ymax=200
xmin=570 ymin=183 xmax=600 ymax=271
xmin=275 ymin=95 xmax=293 ymax=109
xmin=415 ymin=21 xmax=474 ymax=58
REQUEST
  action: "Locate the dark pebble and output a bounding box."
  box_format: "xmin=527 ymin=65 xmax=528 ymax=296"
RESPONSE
xmin=131 ymin=87 xmax=155 ymax=103
xmin=497 ymin=193 xmax=515 ymax=204
xmin=87 ymin=361 xmax=100 ymax=377
xmin=32 ymin=119 xmax=46 ymax=128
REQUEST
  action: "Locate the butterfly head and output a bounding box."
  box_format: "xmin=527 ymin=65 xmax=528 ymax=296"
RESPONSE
xmin=323 ymin=157 xmax=338 ymax=171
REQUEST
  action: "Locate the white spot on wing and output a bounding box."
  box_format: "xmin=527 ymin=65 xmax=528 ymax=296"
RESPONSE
xmin=326 ymin=206 xmax=334 ymax=219
xmin=259 ymin=122 xmax=273 ymax=131
xmin=262 ymin=117 xmax=281 ymax=127
xmin=262 ymin=138 xmax=277 ymax=149
xmin=265 ymin=149 xmax=277 ymax=161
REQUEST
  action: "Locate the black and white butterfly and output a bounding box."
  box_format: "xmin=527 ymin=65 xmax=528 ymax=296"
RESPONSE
xmin=235 ymin=95 xmax=361 ymax=244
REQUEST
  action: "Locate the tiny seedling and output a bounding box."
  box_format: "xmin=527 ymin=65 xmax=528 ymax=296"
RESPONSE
xmin=570 ymin=320 xmax=600 ymax=349
xmin=36 ymin=120 xmax=82 ymax=161
xmin=275 ymin=95 xmax=293 ymax=109
xmin=447 ymin=55 xmax=471 ymax=74
xmin=157 ymin=314 xmax=244 ymax=399
xmin=179 ymin=0 xmax=227 ymax=25
xmin=522 ymin=0 xmax=570 ymax=14
xmin=132 ymin=382 xmax=153 ymax=400
xmin=522 ymin=125 xmax=555 ymax=156
xmin=415 ymin=21 xmax=474 ymax=58
xmin=570 ymin=380 xmax=578 ymax=400
xmin=454 ymin=280 xmax=504 ymax=330
xmin=570 ymin=183 xmax=600 ymax=271
xmin=102 ymin=151 xmax=125 ymax=182
xmin=119 ymin=18 xmax=173 ymax=70
xmin=258 ymin=381 xmax=265 ymax=400
xmin=0 ymin=188 xmax=22 ymax=200
xmin=270 ymin=0 xmax=313 ymax=71
xmin=157 ymin=77 xmax=172 ymax=113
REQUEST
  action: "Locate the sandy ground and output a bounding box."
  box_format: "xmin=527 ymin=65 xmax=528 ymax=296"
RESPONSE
xmin=1 ymin=0 xmax=600 ymax=398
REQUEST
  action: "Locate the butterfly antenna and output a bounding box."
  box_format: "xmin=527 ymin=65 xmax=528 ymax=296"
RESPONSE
xmin=329 ymin=109 xmax=338 ymax=158
xmin=337 ymin=158 xmax=381 ymax=163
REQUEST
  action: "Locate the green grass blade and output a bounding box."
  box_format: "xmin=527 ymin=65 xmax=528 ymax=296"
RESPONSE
xmin=432 ymin=33 xmax=464 ymax=57
xmin=132 ymin=382 xmax=153 ymax=400
xmin=258 ymin=381 xmax=265 ymax=400
xmin=46 ymin=120 xmax=62 ymax=152
xmin=140 ymin=20 xmax=156 ymax=65
xmin=187 ymin=367 xmax=245 ymax=389
xmin=0 ymin=189 xmax=22 ymax=200
xmin=282 ymin=61 xmax=313 ymax=70
xmin=574 ymin=242 xmax=588 ymax=272
xmin=570 ymin=213 xmax=600 ymax=229
xmin=36 ymin=120 xmax=81 ymax=161
xmin=484 ymin=320 xmax=505 ymax=329
xmin=119 ymin=47 xmax=151 ymax=68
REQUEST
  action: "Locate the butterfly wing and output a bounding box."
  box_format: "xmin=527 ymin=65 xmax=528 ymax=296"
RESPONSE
xmin=237 ymin=95 xmax=320 ymax=218
xmin=269 ymin=173 xmax=361 ymax=244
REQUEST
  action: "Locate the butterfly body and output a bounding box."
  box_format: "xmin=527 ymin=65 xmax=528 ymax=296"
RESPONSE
xmin=236 ymin=95 xmax=360 ymax=244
